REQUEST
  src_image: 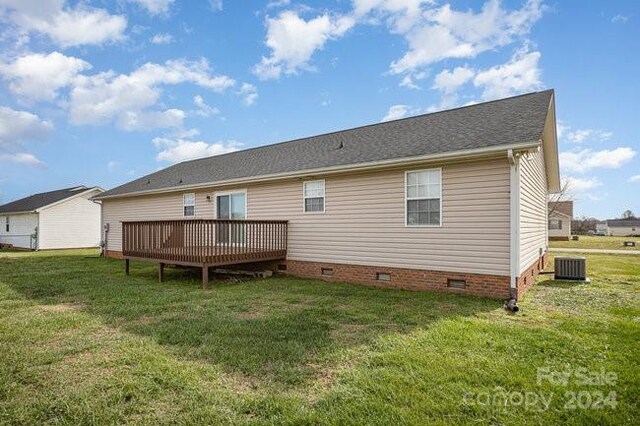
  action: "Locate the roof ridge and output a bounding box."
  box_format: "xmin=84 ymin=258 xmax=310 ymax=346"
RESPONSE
xmin=177 ymin=89 xmax=555 ymax=167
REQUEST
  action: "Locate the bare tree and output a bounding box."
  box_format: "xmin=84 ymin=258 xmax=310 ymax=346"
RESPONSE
xmin=571 ymin=216 xmax=599 ymax=234
xmin=622 ymin=210 xmax=636 ymax=219
xmin=548 ymin=179 xmax=572 ymax=217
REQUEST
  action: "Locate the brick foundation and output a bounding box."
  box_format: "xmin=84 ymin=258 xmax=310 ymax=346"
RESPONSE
xmin=516 ymin=252 xmax=548 ymax=299
xmin=285 ymin=260 xmax=512 ymax=299
xmin=549 ymin=236 xmax=570 ymax=241
xmin=105 ymin=249 xmax=548 ymax=300
xmin=105 ymin=250 xmax=124 ymax=259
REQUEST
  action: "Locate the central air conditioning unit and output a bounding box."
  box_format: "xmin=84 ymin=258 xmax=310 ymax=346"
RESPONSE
xmin=554 ymin=257 xmax=587 ymax=281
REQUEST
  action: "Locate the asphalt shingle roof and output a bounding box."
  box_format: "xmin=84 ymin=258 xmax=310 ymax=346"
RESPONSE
xmin=607 ymin=219 xmax=640 ymax=227
xmin=0 ymin=186 xmax=93 ymax=214
xmin=549 ymin=200 xmax=573 ymax=217
xmin=98 ymin=89 xmax=554 ymax=199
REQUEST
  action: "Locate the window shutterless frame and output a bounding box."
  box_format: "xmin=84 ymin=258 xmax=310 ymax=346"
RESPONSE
xmin=183 ymin=193 xmax=196 ymax=217
xmin=404 ymin=168 xmax=442 ymax=227
xmin=302 ymin=179 xmax=325 ymax=213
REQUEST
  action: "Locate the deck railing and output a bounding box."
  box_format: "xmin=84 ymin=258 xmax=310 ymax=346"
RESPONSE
xmin=122 ymin=219 xmax=288 ymax=266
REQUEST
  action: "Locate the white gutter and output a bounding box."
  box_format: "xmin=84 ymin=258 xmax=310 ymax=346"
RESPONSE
xmin=95 ymin=141 xmax=541 ymax=201
xmin=508 ymin=148 xmax=521 ymax=298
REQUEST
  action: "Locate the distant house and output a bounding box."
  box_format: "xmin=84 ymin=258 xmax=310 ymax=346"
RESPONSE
xmin=595 ymin=221 xmax=608 ymax=236
xmin=548 ymin=200 xmax=573 ymax=240
xmin=95 ymin=90 xmax=560 ymax=300
xmin=606 ymin=219 xmax=640 ymax=237
xmin=0 ymin=186 xmax=104 ymax=250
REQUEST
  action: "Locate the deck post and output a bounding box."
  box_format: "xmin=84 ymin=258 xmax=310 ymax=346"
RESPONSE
xmin=125 ymin=259 xmax=130 ymax=276
xmin=202 ymin=266 xmax=209 ymax=289
xmin=158 ymin=262 xmax=164 ymax=282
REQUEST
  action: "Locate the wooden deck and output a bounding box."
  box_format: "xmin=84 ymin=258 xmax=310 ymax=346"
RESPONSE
xmin=122 ymin=219 xmax=288 ymax=288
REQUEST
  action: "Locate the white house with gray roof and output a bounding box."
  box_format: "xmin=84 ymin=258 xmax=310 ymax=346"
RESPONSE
xmin=604 ymin=219 xmax=640 ymax=236
xmin=0 ymin=186 xmax=104 ymax=250
xmin=94 ymin=90 xmax=560 ymax=300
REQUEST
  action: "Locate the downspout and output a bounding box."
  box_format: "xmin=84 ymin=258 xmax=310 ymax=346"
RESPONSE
xmin=507 ymin=149 xmax=521 ymax=307
xmin=92 ymin=199 xmax=105 ymax=256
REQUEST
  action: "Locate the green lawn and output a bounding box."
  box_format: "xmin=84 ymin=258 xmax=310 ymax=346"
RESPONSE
xmin=0 ymin=248 xmax=100 ymax=258
xmin=0 ymin=252 xmax=638 ymax=425
xmin=550 ymin=235 xmax=640 ymax=251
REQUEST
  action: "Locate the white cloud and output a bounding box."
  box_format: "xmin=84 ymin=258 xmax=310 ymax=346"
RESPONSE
xmin=381 ymin=104 xmax=415 ymax=122
xmin=565 ymin=176 xmax=602 ymax=193
xmin=0 ymin=106 xmax=52 ymax=169
xmin=428 ymin=46 xmax=542 ymax=108
xmin=472 ymin=48 xmax=542 ymax=100
xmin=0 ymin=51 xmax=91 ymax=101
xmin=153 ymin=136 xmax=240 ymax=162
xmin=0 ymin=152 xmax=46 ymax=168
xmin=0 ymin=106 xmax=53 ymax=146
xmin=0 ymin=1 xmax=127 ymax=47
xmin=69 ymin=59 xmax=235 ymax=129
xmin=611 ymin=14 xmax=628 ymax=24
xmin=107 ymin=160 xmax=122 ymax=172
xmin=208 ymin=0 xmax=223 ymax=12
xmin=560 ymin=147 xmax=637 ymax=173
xmin=566 ymin=128 xmax=613 ymax=143
xmin=399 ymin=71 xmax=427 ymax=89
xmin=116 ymin=109 xmax=185 ymax=131
xmin=253 ymin=10 xmax=355 ymax=79
xmin=628 ymin=175 xmax=640 ymax=183
xmin=130 ymin=0 xmax=174 ymax=16
xmin=432 ymin=66 xmax=474 ymax=93
xmin=253 ymin=1 xmax=542 ymax=83
xmin=150 ymin=33 xmax=174 ymax=44
xmin=238 ymin=83 xmax=258 ymax=106
xmin=385 ymin=0 xmax=544 ymax=74
xmin=267 ymin=0 xmax=290 ymax=9
xmin=193 ymin=95 xmax=219 ymax=117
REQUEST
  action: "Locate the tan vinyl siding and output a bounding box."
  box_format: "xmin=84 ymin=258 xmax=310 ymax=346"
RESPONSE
xmin=519 ymin=148 xmax=548 ymax=273
xmin=103 ymin=158 xmax=511 ymax=275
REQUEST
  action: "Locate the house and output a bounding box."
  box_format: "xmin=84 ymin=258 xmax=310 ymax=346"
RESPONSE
xmin=606 ymin=219 xmax=640 ymax=236
xmin=94 ymin=90 xmax=560 ymax=300
xmin=0 ymin=186 xmax=104 ymax=250
xmin=548 ymin=200 xmax=573 ymax=240
xmin=595 ymin=221 xmax=609 ymax=236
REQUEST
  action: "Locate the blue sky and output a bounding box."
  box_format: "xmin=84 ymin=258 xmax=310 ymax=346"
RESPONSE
xmin=0 ymin=0 xmax=638 ymax=219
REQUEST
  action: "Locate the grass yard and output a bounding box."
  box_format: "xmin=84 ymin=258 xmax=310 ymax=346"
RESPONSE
xmin=0 ymin=252 xmax=638 ymax=425
xmin=550 ymin=235 xmax=640 ymax=251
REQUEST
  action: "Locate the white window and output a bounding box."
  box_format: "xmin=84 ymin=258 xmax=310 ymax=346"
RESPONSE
xmin=183 ymin=193 xmax=196 ymax=217
xmin=549 ymin=219 xmax=562 ymax=230
xmin=304 ymin=180 xmax=325 ymax=213
xmin=5 ymin=217 xmax=9 ymax=233
xmin=406 ymin=169 xmax=441 ymax=226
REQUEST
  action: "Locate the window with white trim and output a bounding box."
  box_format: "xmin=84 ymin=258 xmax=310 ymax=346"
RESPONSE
xmin=548 ymin=219 xmax=562 ymax=230
xmin=304 ymin=180 xmax=325 ymax=213
xmin=183 ymin=193 xmax=196 ymax=217
xmin=406 ymin=169 xmax=441 ymax=226
xmin=5 ymin=217 xmax=8 ymax=233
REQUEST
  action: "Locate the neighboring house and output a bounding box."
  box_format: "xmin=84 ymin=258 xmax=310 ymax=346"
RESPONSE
xmin=95 ymin=90 xmax=560 ymax=300
xmin=548 ymin=200 xmax=573 ymax=240
xmin=0 ymin=186 xmax=104 ymax=250
xmin=595 ymin=221 xmax=609 ymax=236
xmin=606 ymin=219 xmax=640 ymax=236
